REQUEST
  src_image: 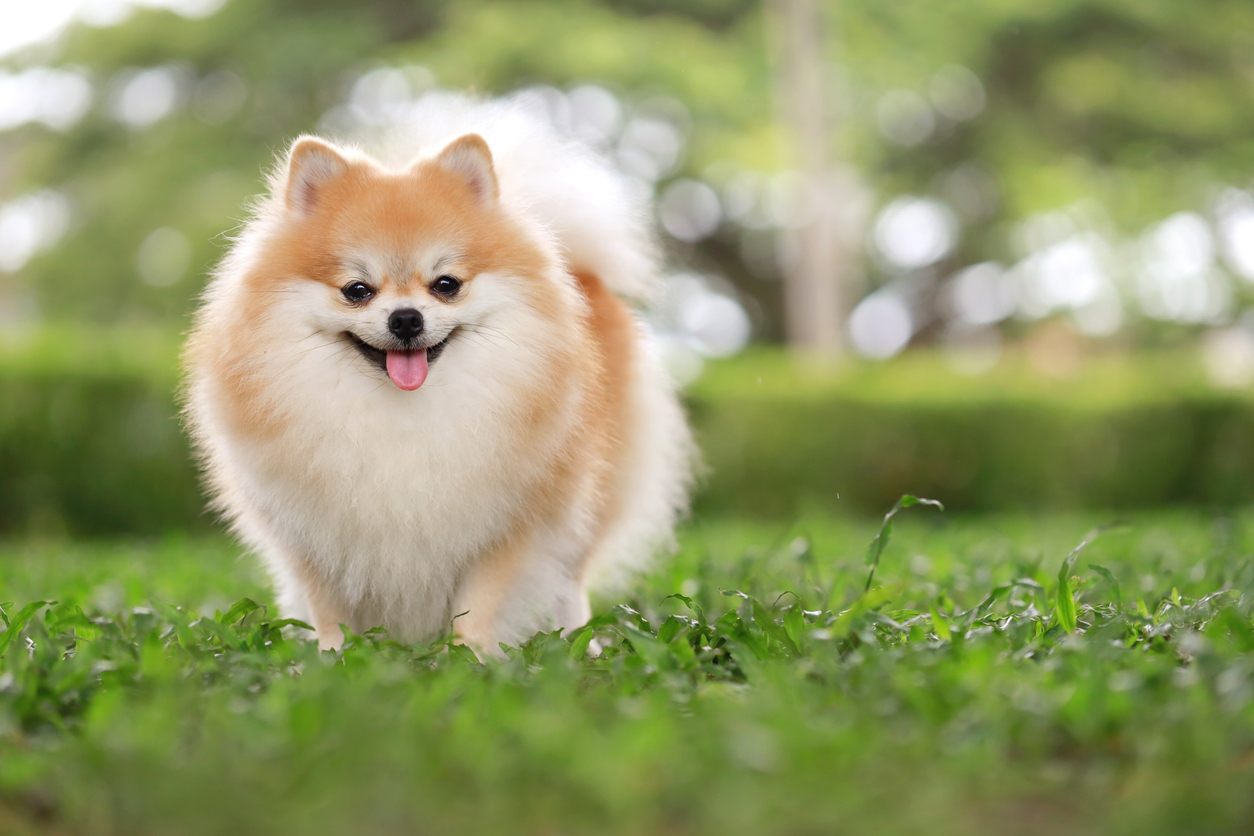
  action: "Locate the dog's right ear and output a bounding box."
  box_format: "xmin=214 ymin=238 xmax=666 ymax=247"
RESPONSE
xmin=284 ymin=136 xmax=349 ymax=216
xmin=431 ymin=134 xmax=498 ymax=204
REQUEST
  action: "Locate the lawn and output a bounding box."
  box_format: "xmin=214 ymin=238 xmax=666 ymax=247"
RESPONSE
xmin=2 ymin=506 xmax=1253 ymax=835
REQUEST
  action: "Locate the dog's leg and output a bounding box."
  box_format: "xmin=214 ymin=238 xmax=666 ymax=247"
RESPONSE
xmin=555 ymin=585 xmax=592 ymax=635
xmin=451 ymin=536 xmax=526 ymax=657
xmin=280 ymin=553 xmax=350 ymax=651
xmin=453 ymin=532 xmax=596 ymax=656
xmin=306 ymin=585 xmax=350 ymax=651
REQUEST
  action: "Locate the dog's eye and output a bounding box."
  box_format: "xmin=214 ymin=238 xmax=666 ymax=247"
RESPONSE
xmin=430 ymin=275 xmax=462 ymax=298
xmin=341 ymin=281 xmax=375 ymax=303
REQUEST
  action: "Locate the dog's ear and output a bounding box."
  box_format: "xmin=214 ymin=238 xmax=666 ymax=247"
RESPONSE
xmin=284 ymin=136 xmax=349 ymax=215
xmin=432 ymin=134 xmax=497 ymax=203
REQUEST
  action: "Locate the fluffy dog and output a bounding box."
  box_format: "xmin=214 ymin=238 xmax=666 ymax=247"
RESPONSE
xmin=184 ymin=96 xmax=692 ymax=653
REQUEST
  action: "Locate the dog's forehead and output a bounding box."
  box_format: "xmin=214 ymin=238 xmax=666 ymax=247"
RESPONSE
xmin=348 ymin=242 xmax=463 ymax=289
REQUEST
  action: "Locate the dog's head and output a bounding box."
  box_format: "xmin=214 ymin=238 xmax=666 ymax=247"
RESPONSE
xmin=250 ymin=133 xmax=560 ymax=392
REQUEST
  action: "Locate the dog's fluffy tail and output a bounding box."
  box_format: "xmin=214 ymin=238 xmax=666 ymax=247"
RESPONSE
xmin=370 ymin=92 xmax=660 ymax=302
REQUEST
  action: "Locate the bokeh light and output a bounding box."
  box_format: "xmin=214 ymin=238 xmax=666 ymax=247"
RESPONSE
xmin=876 ymin=89 xmax=934 ymax=147
xmin=872 ymin=196 xmax=958 ymax=271
xmin=659 ymin=179 xmax=722 ymax=242
xmin=0 ymin=67 xmax=92 ymax=130
xmin=109 ymin=66 xmax=187 ymax=128
xmin=137 ymin=227 xmax=191 ymax=287
xmin=849 ymin=290 xmax=913 ymax=359
xmin=0 ymin=191 xmax=72 ymax=273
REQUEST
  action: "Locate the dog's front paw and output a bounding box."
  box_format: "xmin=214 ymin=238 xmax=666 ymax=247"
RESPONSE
xmin=316 ymin=624 xmax=345 ymax=652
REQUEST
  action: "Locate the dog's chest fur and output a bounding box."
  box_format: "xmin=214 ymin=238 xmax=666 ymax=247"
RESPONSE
xmin=212 ymin=337 xmax=581 ymax=637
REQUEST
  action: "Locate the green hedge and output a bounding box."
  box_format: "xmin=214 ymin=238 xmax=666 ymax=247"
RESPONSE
xmin=0 ymin=375 xmax=207 ymax=535
xmin=3 ymin=331 xmax=1253 ymax=534
xmin=0 ymin=327 xmax=205 ymax=536
xmin=688 ymin=350 xmax=1254 ymax=516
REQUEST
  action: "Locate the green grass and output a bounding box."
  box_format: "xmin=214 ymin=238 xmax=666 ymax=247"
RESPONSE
xmin=2 ymin=507 xmax=1254 ymax=835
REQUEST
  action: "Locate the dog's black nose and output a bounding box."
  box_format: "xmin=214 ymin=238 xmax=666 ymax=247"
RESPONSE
xmin=388 ymin=308 xmax=424 ymax=341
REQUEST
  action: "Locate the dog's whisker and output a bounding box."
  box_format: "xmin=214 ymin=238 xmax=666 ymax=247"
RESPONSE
xmin=295 ymin=340 xmax=348 ymax=356
xmin=458 ymin=325 xmax=520 ymax=350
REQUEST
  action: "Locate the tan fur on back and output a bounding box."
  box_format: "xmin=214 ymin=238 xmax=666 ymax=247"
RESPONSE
xmin=183 ymin=95 xmax=692 ymax=652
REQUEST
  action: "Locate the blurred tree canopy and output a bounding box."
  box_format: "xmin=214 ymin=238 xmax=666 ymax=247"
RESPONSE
xmin=3 ymin=0 xmax=1254 ymax=338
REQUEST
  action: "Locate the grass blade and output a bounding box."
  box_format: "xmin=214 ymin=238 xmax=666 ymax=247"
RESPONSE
xmin=1053 ymin=526 xmax=1114 ymax=634
xmin=1088 ymin=564 xmax=1122 ymax=614
xmin=0 ymin=601 xmax=53 ymax=656
xmin=1055 ymin=566 xmax=1077 ymax=634
xmin=865 ymin=495 xmax=944 ymax=592
xmin=220 ymin=598 xmax=261 ymax=626
xmin=929 ymin=605 xmax=952 ymax=641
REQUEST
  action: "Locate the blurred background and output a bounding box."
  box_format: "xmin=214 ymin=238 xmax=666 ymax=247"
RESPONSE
xmin=5 ymin=0 xmax=1254 ymax=533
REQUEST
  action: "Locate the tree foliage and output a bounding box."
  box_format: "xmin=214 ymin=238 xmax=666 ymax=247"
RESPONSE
xmin=3 ymin=0 xmax=1254 ymax=334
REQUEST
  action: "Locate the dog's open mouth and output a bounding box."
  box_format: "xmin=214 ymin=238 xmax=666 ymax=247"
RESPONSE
xmin=345 ymin=329 xmax=455 ymax=391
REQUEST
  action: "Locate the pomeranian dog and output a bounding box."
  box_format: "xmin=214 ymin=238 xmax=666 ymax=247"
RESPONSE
xmin=184 ymin=95 xmax=692 ymax=653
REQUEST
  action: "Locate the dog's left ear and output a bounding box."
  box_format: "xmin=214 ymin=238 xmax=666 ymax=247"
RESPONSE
xmin=432 ymin=134 xmax=497 ymax=203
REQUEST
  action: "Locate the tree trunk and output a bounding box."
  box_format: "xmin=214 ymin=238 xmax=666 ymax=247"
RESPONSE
xmin=768 ymin=0 xmax=845 ymax=356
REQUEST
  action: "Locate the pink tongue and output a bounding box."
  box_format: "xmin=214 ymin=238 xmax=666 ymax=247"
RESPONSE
xmin=385 ymin=349 xmax=429 ymax=391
